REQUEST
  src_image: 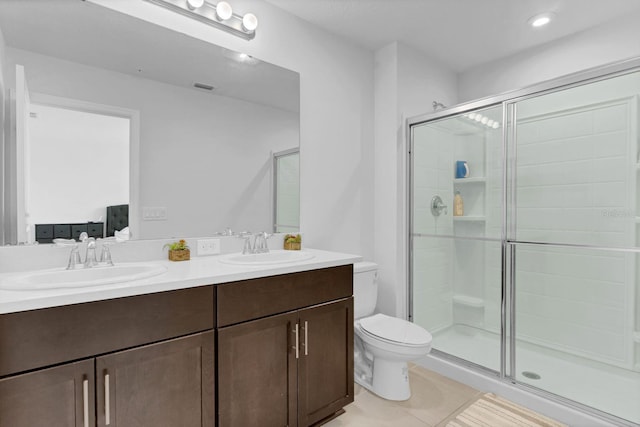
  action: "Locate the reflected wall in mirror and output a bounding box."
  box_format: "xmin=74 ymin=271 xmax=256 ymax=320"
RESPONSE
xmin=0 ymin=0 xmax=300 ymax=245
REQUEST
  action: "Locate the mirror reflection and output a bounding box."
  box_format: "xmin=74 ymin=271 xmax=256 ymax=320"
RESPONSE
xmin=0 ymin=0 xmax=300 ymax=245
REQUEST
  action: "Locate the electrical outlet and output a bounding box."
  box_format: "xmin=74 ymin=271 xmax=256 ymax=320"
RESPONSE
xmin=197 ymin=238 xmax=221 ymax=256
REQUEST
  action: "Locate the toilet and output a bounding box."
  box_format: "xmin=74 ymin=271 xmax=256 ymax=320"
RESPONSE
xmin=353 ymin=262 xmax=432 ymax=401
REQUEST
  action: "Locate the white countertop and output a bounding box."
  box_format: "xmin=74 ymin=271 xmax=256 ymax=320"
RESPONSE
xmin=0 ymin=249 xmax=361 ymax=314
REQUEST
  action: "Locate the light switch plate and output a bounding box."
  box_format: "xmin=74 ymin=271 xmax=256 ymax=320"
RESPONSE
xmin=197 ymin=238 xmax=221 ymax=256
xmin=142 ymin=207 xmax=167 ymax=221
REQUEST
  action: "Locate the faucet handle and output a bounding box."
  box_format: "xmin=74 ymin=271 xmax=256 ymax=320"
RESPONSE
xmin=100 ymin=244 xmax=114 ymax=266
xmin=254 ymin=232 xmax=272 ymax=253
xmin=66 ymin=245 xmax=81 ymax=270
xmin=430 ymin=195 xmax=448 ymax=217
xmin=236 ymin=231 xmax=253 ymax=254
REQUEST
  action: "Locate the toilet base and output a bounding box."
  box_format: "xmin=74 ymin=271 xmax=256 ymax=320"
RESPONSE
xmin=355 ymin=358 xmax=411 ymax=401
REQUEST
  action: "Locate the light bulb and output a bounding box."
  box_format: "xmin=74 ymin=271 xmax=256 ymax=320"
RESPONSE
xmin=186 ymin=0 xmax=204 ymax=9
xmin=492 ymin=122 xmax=500 ymax=129
xmin=468 ymin=113 xmax=476 ymax=120
xmin=474 ymin=115 xmax=483 ymax=122
xmin=216 ymin=1 xmax=232 ymax=20
xmin=528 ymin=12 xmax=555 ymax=28
xmin=532 ymin=16 xmax=550 ymax=27
xmin=242 ymin=13 xmax=258 ymax=31
xmin=481 ymin=117 xmax=489 ymax=124
xmin=487 ymin=120 xmax=495 ymax=127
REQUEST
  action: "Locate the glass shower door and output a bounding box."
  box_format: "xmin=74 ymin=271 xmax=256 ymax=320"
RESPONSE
xmin=410 ymin=105 xmax=503 ymax=372
xmin=509 ymin=71 xmax=640 ymax=424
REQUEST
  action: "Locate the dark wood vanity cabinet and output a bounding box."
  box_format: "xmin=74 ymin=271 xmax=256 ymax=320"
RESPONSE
xmin=298 ymin=298 xmax=354 ymax=426
xmin=96 ymin=331 xmax=215 ymax=427
xmin=0 ymin=359 xmax=95 ymax=427
xmin=0 ymin=285 xmax=215 ymax=427
xmin=217 ymin=265 xmax=354 ymax=427
xmin=0 ymin=264 xmax=354 ymax=427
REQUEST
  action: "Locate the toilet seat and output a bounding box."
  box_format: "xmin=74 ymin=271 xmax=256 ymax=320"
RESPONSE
xmin=359 ymin=314 xmax=432 ymax=347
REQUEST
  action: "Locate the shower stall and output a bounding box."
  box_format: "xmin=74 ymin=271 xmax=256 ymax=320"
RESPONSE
xmin=409 ymin=61 xmax=640 ymax=425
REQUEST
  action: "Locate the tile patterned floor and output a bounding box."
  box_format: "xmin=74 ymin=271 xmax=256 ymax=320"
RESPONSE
xmin=325 ymin=364 xmax=483 ymax=427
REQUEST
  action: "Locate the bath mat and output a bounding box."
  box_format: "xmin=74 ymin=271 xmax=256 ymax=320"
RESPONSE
xmin=442 ymin=392 xmax=567 ymax=427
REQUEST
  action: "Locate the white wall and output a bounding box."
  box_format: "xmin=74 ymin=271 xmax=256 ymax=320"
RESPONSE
xmin=28 ymin=104 xmax=129 ymax=225
xmin=374 ymin=41 xmax=457 ymax=317
xmin=0 ymin=24 xmax=6 ymax=244
xmin=89 ymin=0 xmax=375 ymax=259
xmin=7 ymin=47 xmax=298 ymax=239
xmin=458 ymin=10 xmax=640 ymax=103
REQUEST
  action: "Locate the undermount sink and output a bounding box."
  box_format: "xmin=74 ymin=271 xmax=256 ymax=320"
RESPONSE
xmin=219 ymin=250 xmax=315 ymax=265
xmin=0 ymin=262 xmax=168 ymax=291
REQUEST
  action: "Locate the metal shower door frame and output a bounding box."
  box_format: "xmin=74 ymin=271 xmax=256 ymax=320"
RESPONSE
xmin=406 ymin=56 xmax=640 ymax=426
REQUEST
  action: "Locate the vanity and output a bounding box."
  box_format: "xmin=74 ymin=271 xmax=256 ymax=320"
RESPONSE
xmin=0 ymin=249 xmax=358 ymax=427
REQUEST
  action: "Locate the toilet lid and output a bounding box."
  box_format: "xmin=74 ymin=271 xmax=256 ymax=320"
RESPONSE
xmin=359 ymin=314 xmax=432 ymax=346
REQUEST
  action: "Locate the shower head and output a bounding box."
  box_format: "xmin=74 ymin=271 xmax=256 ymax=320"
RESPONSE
xmin=433 ymin=101 xmax=447 ymax=111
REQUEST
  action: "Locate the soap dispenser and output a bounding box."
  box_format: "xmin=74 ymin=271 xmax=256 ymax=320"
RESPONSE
xmin=453 ymin=190 xmax=464 ymax=216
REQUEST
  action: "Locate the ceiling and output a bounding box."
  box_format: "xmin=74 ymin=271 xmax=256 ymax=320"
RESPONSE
xmin=265 ymin=0 xmax=640 ymax=72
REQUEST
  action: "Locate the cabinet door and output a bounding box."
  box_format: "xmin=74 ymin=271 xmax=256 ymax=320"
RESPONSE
xmin=298 ymin=298 xmax=354 ymax=426
xmin=96 ymin=331 xmax=215 ymax=427
xmin=0 ymin=359 xmax=95 ymax=427
xmin=218 ymin=311 xmax=299 ymax=427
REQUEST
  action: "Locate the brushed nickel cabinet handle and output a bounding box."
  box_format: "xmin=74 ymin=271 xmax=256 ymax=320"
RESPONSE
xmin=82 ymin=379 xmax=89 ymax=427
xmin=105 ymin=373 xmax=111 ymax=425
xmin=304 ymin=321 xmax=309 ymax=356
xmin=293 ymin=323 xmax=299 ymax=359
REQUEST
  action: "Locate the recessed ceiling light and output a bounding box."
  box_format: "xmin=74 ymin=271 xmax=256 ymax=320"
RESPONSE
xmin=528 ymin=12 xmax=555 ymax=28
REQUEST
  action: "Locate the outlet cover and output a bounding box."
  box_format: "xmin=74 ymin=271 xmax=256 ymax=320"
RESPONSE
xmin=197 ymin=238 xmax=221 ymax=256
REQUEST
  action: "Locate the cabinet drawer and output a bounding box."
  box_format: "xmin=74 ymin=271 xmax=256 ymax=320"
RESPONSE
xmin=217 ymin=265 xmax=352 ymax=327
xmin=0 ymin=285 xmax=214 ymax=377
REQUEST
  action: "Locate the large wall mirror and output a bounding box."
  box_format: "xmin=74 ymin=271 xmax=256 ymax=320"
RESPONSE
xmin=0 ymin=0 xmax=300 ymax=245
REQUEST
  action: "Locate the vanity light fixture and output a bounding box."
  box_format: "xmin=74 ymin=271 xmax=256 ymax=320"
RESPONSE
xmin=143 ymin=0 xmax=258 ymax=40
xmin=215 ymin=1 xmax=233 ymax=20
xmin=186 ymin=0 xmax=204 ymax=10
xmin=242 ymin=13 xmax=258 ymax=32
xmin=528 ymin=12 xmax=555 ymax=28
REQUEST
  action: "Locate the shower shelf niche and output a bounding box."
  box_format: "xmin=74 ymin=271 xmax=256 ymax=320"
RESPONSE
xmin=453 ymin=216 xmax=486 ymax=222
xmin=452 ymin=175 xmax=486 ymax=221
xmin=453 ymin=177 xmax=486 ymax=184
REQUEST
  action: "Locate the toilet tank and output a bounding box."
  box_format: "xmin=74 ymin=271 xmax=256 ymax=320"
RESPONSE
xmin=353 ymin=262 xmax=378 ymax=319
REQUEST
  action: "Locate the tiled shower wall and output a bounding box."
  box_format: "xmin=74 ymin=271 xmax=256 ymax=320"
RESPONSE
xmin=412 ymin=125 xmax=453 ymax=332
xmin=513 ymin=97 xmax=637 ymax=368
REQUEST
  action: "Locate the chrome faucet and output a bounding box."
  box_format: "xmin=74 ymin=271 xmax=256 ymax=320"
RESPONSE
xmin=99 ymin=243 xmax=114 ymax=266
xmin=253 ymin=232 xmax=272 ymax=254
xmin=66 ymin=245 xmax=81 ymax=270
xmin=237 ymin=231 xmax=272 ymax=254
xmin=237 ymin=232 xmax=254 ymax=254
xmin=65 ymin=236 xmax=114 ymax=269
xmin=84 ymin=237 xmax=98 ymax=268
xmin=215 ymin=227 xmax=235 ymax=236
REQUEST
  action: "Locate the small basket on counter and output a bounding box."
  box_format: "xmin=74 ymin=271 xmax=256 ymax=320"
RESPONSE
xmin=164 ymin=239 xmax=191 ymax=261
xmin=283 ymin=234 xmax=302 ymax=250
